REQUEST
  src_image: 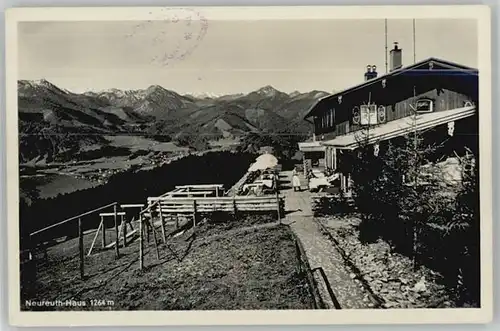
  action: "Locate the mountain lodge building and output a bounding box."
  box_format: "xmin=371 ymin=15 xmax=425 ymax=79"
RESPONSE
xmin=298 ymin=43 xmax=479 ymax=193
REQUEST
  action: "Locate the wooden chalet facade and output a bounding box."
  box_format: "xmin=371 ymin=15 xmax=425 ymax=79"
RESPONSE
xmin=299 ymin=48 xmax=478 ymax=193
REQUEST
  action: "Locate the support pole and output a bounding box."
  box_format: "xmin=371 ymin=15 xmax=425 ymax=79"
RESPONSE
xmin=413 ymin=19 xmax=416 ymax=64
xmin=146 ymin=208 xmax=151 ymax=243
xmin=233 ymin=196 xmax=237 ymax=220
xmin=122 ymin=214 xmax=127 ymax=248
xmin=78 ymin=217 xmax=84 ymax=279
xmin=114 ymin=204 xmax=120 ymax=258
xmin=385 ymin=18 xmax=388 ymax=74
xmin=192 ymin=200 xmax=197 ymax=228
xmin=101 ymin=216 xmax=106 ymax=248
xmin=159 ymin=204 xmax=167 ymax=244
xmin=347 ymin=173 xmax=352 ymax=194
xmin=151 ymin=220 xmax=161 ymax=260
xmin=139 ymin=214 xmax=144 ymax=270
xmin=276 ymin=173 xmax=281 ymax=223
xmin=28 ymin=234 xmax=37 ymax=281
xmin=88 ymin=219 xmax=103 ymax=256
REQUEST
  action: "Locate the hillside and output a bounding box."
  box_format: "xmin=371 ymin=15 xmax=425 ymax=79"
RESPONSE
xmin=18 ymin=80 xmax=328 ymax=162
xmin=86 ymin=85 xmax=200 ymax=119
xmin=22 ymin=216 xmax=313 ymax=311
xmin=19 ymin=80 xmax=131 ymax=163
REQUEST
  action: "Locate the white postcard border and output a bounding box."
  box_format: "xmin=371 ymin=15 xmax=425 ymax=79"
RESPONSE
xmin=5 ymin=5 xmax=493 ymax=326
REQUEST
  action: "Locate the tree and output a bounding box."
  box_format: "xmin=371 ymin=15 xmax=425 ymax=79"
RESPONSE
xmin=445 ymin=148 xmax=480 ymax=305
xmin=350 ymin=88 xmax=449 ymax=267
xmin=346 ymin=88 xmax=480 ymax=306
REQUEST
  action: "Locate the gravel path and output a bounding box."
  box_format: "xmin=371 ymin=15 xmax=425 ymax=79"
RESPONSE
xmin=280 ymin=170 xmax=372 ymax=309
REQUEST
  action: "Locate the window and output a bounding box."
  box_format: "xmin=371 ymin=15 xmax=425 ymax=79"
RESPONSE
xmin=415 ymin=98 xmax=433 ymax=113
xmin=352 ymin=106 xmax=361 ymax=125
xmin=360 ymin=104 xmax=378 ymax=125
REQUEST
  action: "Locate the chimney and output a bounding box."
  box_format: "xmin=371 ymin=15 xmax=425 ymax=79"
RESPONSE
xmin=364 ymin=65 xmax=372 ymax=81
xmin=389 ymin=42 xmax=402 ymax=71
xmin=364 ymin=65 xmax=378 ymax=81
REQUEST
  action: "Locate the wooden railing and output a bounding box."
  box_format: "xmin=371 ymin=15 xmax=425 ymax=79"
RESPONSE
xmin=147 ymin=196 xmax=285 ymax=214
xmin=137 ymin=192 xmax=285 ymax=271
xmin=155 ymin=184 xmax=225 ymax=198
xmin=28 ymin=202 xmax=119 ymax=280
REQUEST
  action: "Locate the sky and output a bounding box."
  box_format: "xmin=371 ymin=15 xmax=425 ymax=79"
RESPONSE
xmin=18 ymin=18 xmax=478 ymax=95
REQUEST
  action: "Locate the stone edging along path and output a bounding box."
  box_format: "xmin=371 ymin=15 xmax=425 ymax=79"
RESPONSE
xmin=313 ymin=217 xmax=386 ymax=309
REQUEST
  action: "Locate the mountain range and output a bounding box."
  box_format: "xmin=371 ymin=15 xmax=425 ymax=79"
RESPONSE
xmin=18 ymin=79 xmax=329 ymax=163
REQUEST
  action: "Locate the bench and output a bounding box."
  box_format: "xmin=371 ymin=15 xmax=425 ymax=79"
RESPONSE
xmin=168 ymin=191 xmax=214 ymax=197
xmin=120 ymin=204 xmax=145 ymax=209
xmin=99 ymin=212 xmax=126 ymax=217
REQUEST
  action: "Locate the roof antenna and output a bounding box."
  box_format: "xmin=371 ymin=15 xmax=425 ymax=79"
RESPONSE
xmin=385 ymin=19 xmax=388 ymax=73
xmin=413 ymin=19 xmax=416 ymax=63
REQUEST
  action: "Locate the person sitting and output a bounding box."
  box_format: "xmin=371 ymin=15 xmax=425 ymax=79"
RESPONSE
xmin=307 ymin=169 xmax=316 ymax=179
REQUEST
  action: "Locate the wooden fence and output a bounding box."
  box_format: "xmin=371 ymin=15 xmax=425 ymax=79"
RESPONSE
xmin=162 ymin=184 xmax=225 ymax=198
xmin=146 ymin=196 xmax=285 ymax=216
xmin=23 ymin=184 xmax=285 ymax=280
xmin=26 ymin=202 xmax=121 ymax=280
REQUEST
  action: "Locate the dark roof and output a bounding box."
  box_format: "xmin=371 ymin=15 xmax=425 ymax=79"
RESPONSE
xmin=304 ymin=57 xmax=478 ymax=119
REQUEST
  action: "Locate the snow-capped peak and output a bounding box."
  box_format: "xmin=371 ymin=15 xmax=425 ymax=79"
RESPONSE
xmin=256 ymin=85 xmax=280 ymax=96
xmin=187 ymin=92 xmax=222 ymax=99
xmin=18 ymin=79 xmax=70 ymax=94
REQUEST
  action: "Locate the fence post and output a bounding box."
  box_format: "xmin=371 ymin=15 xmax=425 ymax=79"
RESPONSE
xmin=122 ymin=214 xmax=127 ymax=248
xmin=159 ymin=204 xmax=167 ymax=244
xmin=146 ymin=203 xmax=151 ymax=243
xmin=192 ymin=200 xmax=197 ymax=228
xmin=114 ymin=204 xmax=120 ymax=258
xmin=275 ymin=173 xmax=281 ymax=223
xmin=78 ymin=217 xmax=84 ymax=279
xmin=139 ymin=214 xmax=144 ymax=270
xmin=101 ymin=215 xmax=106 ymax=248
xmin=233 ymin=196 xmax=237 ymax=220
xmin=29 ymin=234 xmax=37 ymax=281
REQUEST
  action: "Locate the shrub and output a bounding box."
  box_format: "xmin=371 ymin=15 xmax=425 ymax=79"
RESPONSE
xmin=346 ymin=107 xmax=479 ymax=306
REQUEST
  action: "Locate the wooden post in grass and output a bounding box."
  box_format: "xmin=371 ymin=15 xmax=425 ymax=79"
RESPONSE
xmin=146 ymin=206 xmax=151 ymax=244
xmin=192 ymin=200 xmax=197 ymax=228
xmin=28 ymin=234 xmax=37 ymax=280
xmin=114 ymin=204 xmax=119 ymax=258
xmin=233 ymin=196 xmax=238 ymax=220
xmin=275 ymin=172 xmax=281 ymax=224
xmin=159 ymin=205 xmax=166 ymax=244
xmin=87 ymin=219 xmax=103 ymax=256
xmin=139 ymin=214 xmax=144 ymax=270
xmin=151 ymin=220 xmax=161 ymax=260
xmin=122 ymin=214 xmax=127 ymax=248
xmin=78 ymin=217 xmax=84 ymax=279
xmin=101 ymin=215 xmax=106 ymax=248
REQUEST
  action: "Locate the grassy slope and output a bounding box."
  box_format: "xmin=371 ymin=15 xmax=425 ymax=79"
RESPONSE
xmin=23 ymin=216 xmax=312 ymax=311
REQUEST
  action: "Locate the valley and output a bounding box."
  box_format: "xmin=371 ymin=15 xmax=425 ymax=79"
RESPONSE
xmin=18 ymin=79 xmax=328 ymax=200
